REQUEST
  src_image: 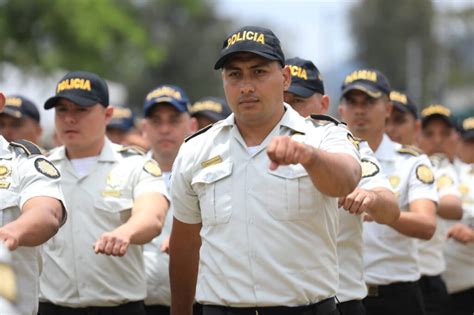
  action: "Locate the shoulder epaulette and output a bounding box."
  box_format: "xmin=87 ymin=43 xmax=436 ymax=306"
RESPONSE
xmin=397 ymin=145 xmax=422 ymax=156
xmin=185 ymin=123 xmax=213 ymax=143
xmin=9 ymin=139 xmax=43 ymax=156
xmin=309 ymin=114 xmax=346 ymax=126
xmin=118 ymin=145 xmax=145 ymax=156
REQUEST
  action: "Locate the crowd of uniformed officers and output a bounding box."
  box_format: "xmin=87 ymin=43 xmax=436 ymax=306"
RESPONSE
xmin=0 ymin=25 xmax=473 ymax=315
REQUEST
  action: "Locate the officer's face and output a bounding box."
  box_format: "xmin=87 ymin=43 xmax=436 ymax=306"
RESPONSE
xmin=418 ymin=118 xmax=454 ymax=156
xmin=385 ymin=107 xmax=420 ymax=146
xmin=54 ymin=98 xmax=112 ymax=152
xmin=339 ymin=90 xmax=392 ymax=138
xmin=284 ymin=92 xmax=329 ymax=117
xmin=0 ymin=114 xmax=42 ymax=143
xmin=193 ymin=114 xmax=216 ymax=130
xmin=457 ymin=137 xmax=474 ymax=164
xmin=142 ymin=104 xmax=195 ymax=161
xmin=222 ymin=53 xmax=290 ymax=127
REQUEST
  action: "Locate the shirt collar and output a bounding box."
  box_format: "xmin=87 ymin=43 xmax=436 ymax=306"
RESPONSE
xmin=0 ymin=136 xmax=12 ymax=158
xmin=220 ymin=103 xmax=306 ymax=135
xmin=48 ymin=137 xmax=119 ymax=162
xmin=375 ymin=133 xmax=396 ymax=161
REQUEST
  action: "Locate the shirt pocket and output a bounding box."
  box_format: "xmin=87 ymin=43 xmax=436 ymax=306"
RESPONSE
xmin=0 ymin=190 xmax=20 ymax=226
xmin=191 ymin=162 xmax=233 ymax=226
xmin=94 ymin=196 xmax=134 ymax=224
xmin=267 ymin=164 xmax=317 ymax=220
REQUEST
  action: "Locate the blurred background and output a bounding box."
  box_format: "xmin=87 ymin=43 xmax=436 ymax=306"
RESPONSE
xmin=0 ymin=0 xmax=473 ymax=144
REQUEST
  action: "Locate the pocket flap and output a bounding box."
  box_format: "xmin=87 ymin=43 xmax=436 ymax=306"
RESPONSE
xmin=192 ymin=161 xmax=233 ymax=185
xmin=268 ymin=164 xmax=308 ymax=179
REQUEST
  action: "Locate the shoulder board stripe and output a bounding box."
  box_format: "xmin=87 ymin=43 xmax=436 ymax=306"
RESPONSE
xmin=397 ymin=148 xmax=420 ymax=156
xmin=309 ymin=114 xmax=346 ymax=126
xmin=9 ymin=139 xmax=43 ymax=156
xmin=185 ymin=124 xmax=213 ymax=143
xmin=118 ymin=145 xmax=145 ymax=156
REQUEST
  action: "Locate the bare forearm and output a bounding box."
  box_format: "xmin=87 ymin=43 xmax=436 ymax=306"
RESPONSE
xmin=389 ymin=211 xmax=436 ymax=240
xmin=438 ymin=195 xmax=463 ymax=220
xmin=366 ymin=189 xmax=400 ymax=224
xmin=3 ymin=200 xmax=62 ymax=247
xmin=170 ymin=220 xmax=201 ymax=315
xmin=304 ymin=149 xmax=361 ymax=197
xmin=118 ymin=193 xmax=168 ymax=245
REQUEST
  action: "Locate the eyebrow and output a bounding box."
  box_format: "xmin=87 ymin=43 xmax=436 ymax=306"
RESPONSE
xmin=224 ymin=59 xmax=272 ymax=71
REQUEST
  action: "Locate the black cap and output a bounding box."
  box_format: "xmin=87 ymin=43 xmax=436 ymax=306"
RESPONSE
xmin=286 ymin=57 xmax=324 ymax=97
xmin=459 ymin=116 xmax=474 ymax=140
xmin=44 ymin=71 xmax=109 ymax=109
xmin=107 ymin=107 xmax=136 ymax=131
xmin=390 ymin=90 xmax=418 ymax=119
xmin=341 ymin=69 xmax=391 ymax=98
xmin=190 ymin=97 xmax=231 ymax=122
xmin=143 ymin=85 xmax=190 ymax=117
xmin=2 ymin=95 xmax=40 ymax=123
xmin=421 ymin=104 xmax=454 ymax=128
xmin=214 ymin=25 xmax=285 ymax=70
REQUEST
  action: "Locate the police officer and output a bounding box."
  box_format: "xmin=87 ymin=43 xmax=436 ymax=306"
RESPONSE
xmin=106 ymin=106 xmax=135 ymax=143
xmin=285 ymin=57 xmax=400 ymax=315
xmin=189 ymin=96 xmax=231 ymax=129
xmin=38 ymin=71 xmax=169 ymax=315
xmin=0 ymin=91 xmax=65 ymax=315
xmin=141 ymin=84 xmax=198 ymax=315
xmin=169 ymin=25 xmax=362 ymax=315
xmin=0 ymin=95 xmax=43 ymax=144
xmin=389 ymin=100 xmax=463 ymax=315
xmin=338 ymin=69 xmax=438 ymax=315
xmin=443 ymin=116 xmax=474 ymax=315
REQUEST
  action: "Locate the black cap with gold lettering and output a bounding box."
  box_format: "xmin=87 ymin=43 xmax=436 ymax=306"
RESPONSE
xmin=190 ymin=97 xmax=231 ymax=122
xmin=421 ymin=104 xmax=454 ymax=128
xmin=459 ymin=116 xmax=474 ymax=140
xmin=390 ymin=90 xmax=418 ymax=119
xmin=286 ymin=57 xmax=324 ymax=97
xmin=2 ymin=95 xmax=40 ymax=123
xmin=214 ymin=25 xmax=285 ymax=70
xmin=44 ymin=71 xmax=109 ymax=109
xmin=341 ymin=69 xmax=391 ymax=98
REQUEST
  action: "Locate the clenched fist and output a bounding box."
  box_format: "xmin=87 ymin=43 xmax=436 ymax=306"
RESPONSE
xmin=267 ymin=136 xmax=315 ymax=170
xmin=94 ymin=230 xmax=131 ymax=257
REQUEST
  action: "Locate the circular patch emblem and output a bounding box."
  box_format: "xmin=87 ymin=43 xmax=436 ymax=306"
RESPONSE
xmin=416 ymin=164 xmax=434 ymax=184
xmin=389 ymin=176 xmax=400 ymax=189
xmin=436 ymin=175 xmax=453 ymax=191
xmin=0 ymin=165 xmax=10 ymax=179
xmin=361 ymin=160 xmax=379 ymax=178
xmin=143 ymin=160 xmax=162 ymax=177
xmin=347 ymin=133 xmax=360 ymax=150
xmin=459 ymin=183 xmax=469 ymax=196
xmin=34 ymin=158 xmax=60 ymax=179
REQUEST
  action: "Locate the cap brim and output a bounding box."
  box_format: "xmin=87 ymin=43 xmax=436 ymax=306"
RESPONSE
xmin=286 ymin=85 xmax=315 ymax=98
xmin=341 ymin=83 xmax=383 ymax=99
xmin=422 ymin=114 xmax=454 ymax=128
xmin=1 ymin=107 xmax=22 ymax=119
xmin=192 ymin=111 xmax=226 ymax=122
xmin=144 ymin=98 xmax=187 ymax=117
xmin=214 ymin=50 xmax=280 ymax=70
xmin=44 ymin=92 xmax=98 ymax=109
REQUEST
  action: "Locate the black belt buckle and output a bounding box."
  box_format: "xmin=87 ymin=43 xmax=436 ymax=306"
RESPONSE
xmin=367 ymin=284 xmax=379 ymax=297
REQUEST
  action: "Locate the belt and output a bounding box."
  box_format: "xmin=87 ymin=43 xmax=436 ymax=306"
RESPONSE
xmin=366 ymin=281 xmax=419 ymax=297
xmin=202 ymin=297 xmax=336 ymax=315
xmin=39 ymin=300 xmax=145 ymax=315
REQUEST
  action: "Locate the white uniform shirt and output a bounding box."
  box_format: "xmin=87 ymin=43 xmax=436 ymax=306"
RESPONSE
xmin=442 ymin=159 xmax=474 ymax=293
xmin=418 ymin=154 xmax=461 ymax=276
xmin=0 ymin=136 xmax=65 ymax=315
xmin=144 ymin=169 xmax=173 ymax=306
xmin=40 ymin=139 xmax=168 ymax=307
xmin=363 ymin=134 xmax=438 ymax=285
xmin=337 ymin=140 xmax=391 ymax=302
xmin=171 ymin=105 xmax=360 ymax=307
